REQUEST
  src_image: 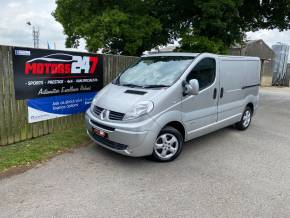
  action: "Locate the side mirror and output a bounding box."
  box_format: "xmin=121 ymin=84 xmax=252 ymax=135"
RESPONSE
xmin=189 ymin=79 xmax=199 ymax=95
xmin=183 ymin=79 xmax=199 ymax=96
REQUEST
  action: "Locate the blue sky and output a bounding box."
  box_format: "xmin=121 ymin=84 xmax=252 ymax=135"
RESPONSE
xmin=0 ymin=0 xmax=289 ymax=61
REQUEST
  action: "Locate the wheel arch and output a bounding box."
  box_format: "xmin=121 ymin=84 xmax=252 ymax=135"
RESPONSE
xmin=163 ymin=121 xmax=185 ymax=141
xmin=246 ymin=102 xmax=254 ymax=113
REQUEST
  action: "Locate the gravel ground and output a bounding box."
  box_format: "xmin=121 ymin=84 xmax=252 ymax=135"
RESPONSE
xmin=1 ymin=87 xmax=290 ymax=218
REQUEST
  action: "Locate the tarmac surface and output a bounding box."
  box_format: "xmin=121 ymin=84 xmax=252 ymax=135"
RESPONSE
xmin=1 ymin=87 xmax=290 ymax=218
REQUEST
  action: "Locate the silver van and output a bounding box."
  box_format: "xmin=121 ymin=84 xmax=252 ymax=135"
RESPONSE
xmin=85 ymin=52 xmax=260 ymax=162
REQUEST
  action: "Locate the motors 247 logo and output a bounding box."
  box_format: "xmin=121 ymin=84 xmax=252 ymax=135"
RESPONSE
xmin=24 ymin=53 xmax=99 ymax=77
xmin=12 ymin=48 xmax=103 ymax=100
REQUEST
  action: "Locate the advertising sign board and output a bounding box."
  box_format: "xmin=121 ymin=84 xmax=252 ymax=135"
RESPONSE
xmin=12 ymin=47 xmax=103 ymax=123
xmin=12 ymin=47 xmax=103 ymax=99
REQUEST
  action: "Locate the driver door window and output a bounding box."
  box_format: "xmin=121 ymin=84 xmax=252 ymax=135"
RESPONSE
xmin=187 ymin=58 xmax=216 ymax=90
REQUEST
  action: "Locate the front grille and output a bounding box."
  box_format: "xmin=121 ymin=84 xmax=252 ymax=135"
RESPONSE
xmin=90 ymin=119 xmax=115 ymax=131
xmin=89 ymin=131 xmax=128 ymax=150
xmin=93 ymin=106 xmax=103 ymax=115
xmin=93 ymin=105 xmax=125 ymax=121
xmin=109 ymin=110 xmax=125 ymax=121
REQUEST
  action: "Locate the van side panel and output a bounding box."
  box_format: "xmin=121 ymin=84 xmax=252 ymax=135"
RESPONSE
xmin=242 ymin=60 xmax=260 ymax=113
xmin=243 ymin=60 xmax=261 ymax=87
xmin=218 ymin=57 xmax=260 ymax=123
xmin=218 ymin=59 xmax=244 ymax=122
xmin=179 ymin=54 xmax=260 ymax=141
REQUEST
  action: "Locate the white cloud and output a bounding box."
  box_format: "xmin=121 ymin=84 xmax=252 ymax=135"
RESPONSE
xmin=247 ymin=29 xmax=290 ymax=47
xmin=0 ymin=0 xmax=86 ymax=51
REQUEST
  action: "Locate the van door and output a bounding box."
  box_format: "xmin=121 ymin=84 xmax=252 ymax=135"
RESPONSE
xmin=217 ymin=59 xmax=244 ymax=122
xmin=182 ymin=58 xmax=219 ymax=139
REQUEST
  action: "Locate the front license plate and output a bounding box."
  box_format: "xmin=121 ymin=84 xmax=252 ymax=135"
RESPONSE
xmin=92 ymin=128 xmax=108 ymax=138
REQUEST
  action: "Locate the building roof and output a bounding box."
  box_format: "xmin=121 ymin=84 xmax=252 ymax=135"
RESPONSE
xmin=229 ymin=39 xmax=275 ymax=60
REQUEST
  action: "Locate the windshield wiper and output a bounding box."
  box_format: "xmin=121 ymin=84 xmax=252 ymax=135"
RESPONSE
xmin=143 ymin=84 xmax=170 ymax=88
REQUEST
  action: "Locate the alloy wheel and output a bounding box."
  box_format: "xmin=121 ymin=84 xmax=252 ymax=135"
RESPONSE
xmin=154 ymin=133 xmax=179 ymax=160
xmin=242 ymin=110 xmax=251 ymax=128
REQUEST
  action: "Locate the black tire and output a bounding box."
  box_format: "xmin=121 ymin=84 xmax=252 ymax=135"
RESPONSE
xmin=151 ymin=126 xmax=183 ymax=162
xmin=235 ymin=106 xmax=253 ymax=130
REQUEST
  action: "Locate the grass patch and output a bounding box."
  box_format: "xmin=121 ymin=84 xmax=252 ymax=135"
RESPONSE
xmin=0 ymin=125 xmax=89 ymax=173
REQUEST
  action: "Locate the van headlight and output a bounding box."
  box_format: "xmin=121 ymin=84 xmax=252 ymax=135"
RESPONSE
xmin=90 ymin=94 xmax=98 ymax=111
xmin=123 ymin=101 xmax=154 ymax=120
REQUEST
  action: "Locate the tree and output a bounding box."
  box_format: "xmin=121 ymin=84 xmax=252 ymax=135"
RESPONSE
xmin=53 ymin=0 xmax=165 ymax=55
xmin=54 ymin=0 xmax=290 ymax=55
xmin=176 ymin=0 xmax=245 ymax=53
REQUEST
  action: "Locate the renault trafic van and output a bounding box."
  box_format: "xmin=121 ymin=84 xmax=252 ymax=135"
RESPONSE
xmin=85 ymin=53 xmax=260 ymax=162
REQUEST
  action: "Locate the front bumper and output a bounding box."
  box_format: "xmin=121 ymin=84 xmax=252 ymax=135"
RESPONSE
xmin=85 ymin=109 xmax=160 ymax=157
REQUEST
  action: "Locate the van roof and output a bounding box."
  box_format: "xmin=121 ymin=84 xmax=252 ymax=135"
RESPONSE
xmin=142 ymin=52 xmax=199 ymax=57
xmin=143 ymin=52 xmax=260 ymax=61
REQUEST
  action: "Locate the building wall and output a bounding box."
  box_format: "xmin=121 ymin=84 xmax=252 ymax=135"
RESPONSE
xmin=228 ymin=48 xmax=241 ymax=56
xmin=286 ymin=64 xmax=290 ymax=86
xmin=242 ymin=40 xmax=275 ymax=60
xmin=261 ymin=60 xmax=274 ymax=87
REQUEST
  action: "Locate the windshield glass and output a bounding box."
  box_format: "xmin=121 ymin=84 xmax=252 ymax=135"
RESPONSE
xmin=116 ymin=56 xmax=195 ymax=87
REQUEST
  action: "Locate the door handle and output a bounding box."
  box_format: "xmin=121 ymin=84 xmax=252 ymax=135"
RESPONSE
xmin=220 ymin=87 xmax=224 ymax=98
xmin=213 ymin=88 xmax=217 ymax=99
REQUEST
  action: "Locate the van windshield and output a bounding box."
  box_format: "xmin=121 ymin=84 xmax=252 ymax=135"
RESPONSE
xmin=115 ymin=56 xmax=195 ymax=88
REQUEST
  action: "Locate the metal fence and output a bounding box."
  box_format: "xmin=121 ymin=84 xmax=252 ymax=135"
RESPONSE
xmin=0 ymin=45 xmax=137 ymax=146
